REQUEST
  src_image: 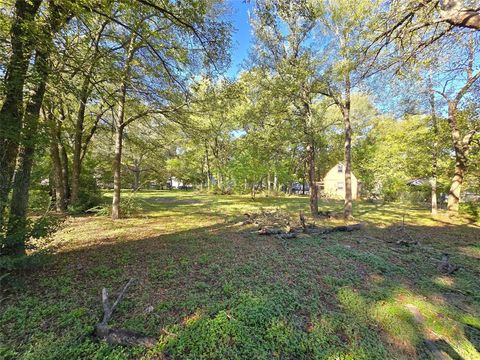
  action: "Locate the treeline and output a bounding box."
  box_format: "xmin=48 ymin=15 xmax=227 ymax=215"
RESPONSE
xmin=0 ymin=0 xmax=231 ymax=255
xmin=1 ymin=0 xmax=479 ymax=255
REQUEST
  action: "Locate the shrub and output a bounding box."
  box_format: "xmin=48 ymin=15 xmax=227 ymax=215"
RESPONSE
xmin=69 ymin=173 xmax=103 ymax=213
xmin=460 ymin=202 xmax=479 ymax=219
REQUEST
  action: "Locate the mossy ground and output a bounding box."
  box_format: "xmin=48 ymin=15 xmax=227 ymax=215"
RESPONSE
xmin=1 ymin=191 xmax=479 ymax=359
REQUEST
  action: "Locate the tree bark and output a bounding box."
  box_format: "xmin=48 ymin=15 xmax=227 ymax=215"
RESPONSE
xmin=5 ymin=45 xmax=49 ymax=255
xmin=60 ymin=142 xmax=70 ymax=201
xmin=205 ymin=142 xmax=211 ymax=190
xmin=111 ymin=126 xmax=124 ymax=219
xmin=302 ymin=90 xmax=318 ymax=217
xmin=111 ymin=35 xmax=136 ymax=220
xmin=0 ymin=0 xmax=42 ymax=230
xmin=4 ymin=2 xmax=67 ymax=255
xmin=70 ymin=22 xmax=107 ymax=205
xmin=428 ymin=75 xmax=438 ymax=215
xmin=306 ymin=143 xmax=318 ymax=216
xmin=440 ymin=1 xmax=480 ymax=30
xmin=446 ymin=102 xmax=466 ymax=213
xmin=47 ymin=106 xmax=67 ymax=212
xmin=342 ymin=72 xmax=353 ymax=219
xmin=70 ymin=77 xmax=90 ymax=205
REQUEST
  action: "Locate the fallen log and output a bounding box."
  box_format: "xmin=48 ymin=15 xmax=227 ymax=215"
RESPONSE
xmin=94 ymin=279 xmax=157 ymax=348
xmin=276 ymin=232 xmax=298 ymax=239
xmin=258 ymin=227 xmax=284 ymax=235
xmin=311 ymin=223 xmax=363 ymax=234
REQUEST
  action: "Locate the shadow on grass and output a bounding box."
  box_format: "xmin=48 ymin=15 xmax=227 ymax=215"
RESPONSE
xmin=1 ymin=195 xmax=480 ymax=359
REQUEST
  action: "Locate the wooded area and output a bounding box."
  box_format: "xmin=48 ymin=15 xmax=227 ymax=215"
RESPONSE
xmin=1 ymin=0 xmax=480 ymax=359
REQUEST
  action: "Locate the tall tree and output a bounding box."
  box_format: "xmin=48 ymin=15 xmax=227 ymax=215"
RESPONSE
xmin=315 ymin=0 xmax=377 ymax=218
xmin=434 ymin=36 xmax=480 ymax=212
xmin=2 ymin=0 xmax=70 ymax=255
xmin=251 ymin=0 xmax=324 ymax=216
xmin=0 ymin=0 xmax=42 ymax=230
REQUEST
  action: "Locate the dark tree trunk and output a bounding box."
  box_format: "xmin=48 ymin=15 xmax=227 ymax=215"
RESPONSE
xmin=307 ymin=143 xmax=318 ymax=217
xmin=342 ymin=73 xmax=353 ymax=219
xmin=301 ymin=89 xmax=318 ymax=217
xmin=2 ymin=86 xmax=46 ymax=255
xmin=429 ymin=76 xmax=438 ymax=215
xmin=47 ymin=107 xmax=67 ymax=212
xmin=70 ymin=22 xmax=106 ymax=205
xmin=4 ymin=3 xmax=67 ymax=254
xmin=0 ymin=0 xmax=42 ymax=230
xmin=111 ymin=125 xmax=124 ymax=219
xmin=111 ymin=35 xmax=135 ymax=220
xmin=60 ymin=142 xmax=70 ymax=201
xmin=205 ymin=142 xmax=212 ymax=190
xmin=70 ymin=78 xmax=90 ymax=205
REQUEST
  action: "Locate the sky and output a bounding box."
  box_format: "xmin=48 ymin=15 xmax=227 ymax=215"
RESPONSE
xmin=226 ymin=1 xmax=254 ymax=78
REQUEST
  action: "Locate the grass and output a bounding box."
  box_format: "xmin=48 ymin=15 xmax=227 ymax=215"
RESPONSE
xmin=1 ymin=190 xmax=479 ymax=359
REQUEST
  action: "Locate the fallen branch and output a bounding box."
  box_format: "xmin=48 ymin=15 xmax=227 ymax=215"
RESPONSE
xmin=309 ymin=223 xmax=364 ymax=235
xmin=94 ymin=279 xmax=157 ymax=348
xmin=437 ymin=253 xmax=460 ymax=275
xmin=258 ymin=227 xmax=283 ymax=235
xmin=299 ymin=211 xmax=307 ymax=232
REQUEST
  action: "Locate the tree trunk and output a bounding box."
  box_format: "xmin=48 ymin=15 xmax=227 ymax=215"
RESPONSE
xmin=205 ymin=142 xmax=211 ymax=190
xmin=307 ymin=143 xmax=318 ymax=217
xmin=267 ymin=172 xmax=271 ymax=193
xmin=2 ymin=2 xmax=66 ymax=257
xmin=47 ymin=107 xmax=67 ymax=212
xmin=440 ymin=1 xmax=480 ymax=30
xmin=5 ymin=45 xmax=49 ymax=255
xmin=0 ymin=0 xmax=42 ymax=230
xmin=70 ymin=23 xmax=106 ymax=205
xmin=111 ymin=35 xmax=136 ymax=220
xmin=70 ymin=78 xmax=90 ymax=205
xmin=446 ymin=103 xmax=466 ymax=213
xmin=273 ymin=173 xmax=278 ymax=191
xmin=132 ymin=163 xmax=141 ymax=191
xmin=111 ymin=125 xmax=124 ymax=219
xmin=429 ymin=76 xmax=438 ymax=215
xmin=342 ymin=74 xmax=353 ymax=219
xmin=59 ymin=142 xmax=70 ymax=201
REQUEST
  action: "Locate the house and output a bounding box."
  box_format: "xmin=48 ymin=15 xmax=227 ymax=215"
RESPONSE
xmin=321 ymin=163 xmax=360 ymax=199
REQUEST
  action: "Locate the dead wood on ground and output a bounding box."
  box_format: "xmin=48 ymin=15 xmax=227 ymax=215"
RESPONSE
xmin=93 ymin=279 xmax=157 ymax=348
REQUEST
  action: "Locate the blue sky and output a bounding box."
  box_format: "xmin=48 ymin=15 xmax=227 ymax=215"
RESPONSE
xmin=226 ymin=1 xmax=254 ymax=78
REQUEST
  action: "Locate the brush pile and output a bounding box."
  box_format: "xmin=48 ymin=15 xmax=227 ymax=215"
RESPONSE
xmin=239 ymin=210 xmax=363 ymax=239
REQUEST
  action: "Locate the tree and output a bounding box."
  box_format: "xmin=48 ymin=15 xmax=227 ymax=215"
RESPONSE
xmin=251 ymin=0 xmax=325 ymax=216
xmin=433 ymin=35 xmax=480 ymax=212
xmin=1 ymin=0 xmax=70 ymax=255
xmin=0 ymin=0 xmax=43 ymax=231
xmin=314 ymin=0 xmax=378 ymax=218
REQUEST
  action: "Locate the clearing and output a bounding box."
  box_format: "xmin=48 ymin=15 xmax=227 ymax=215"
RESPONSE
xmin=1 ymin=191 xmax=479 ymax=359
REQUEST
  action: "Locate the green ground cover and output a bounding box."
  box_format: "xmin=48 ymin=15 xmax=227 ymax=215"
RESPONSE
xmin=1 ymin=191 xmax=479 ymax=359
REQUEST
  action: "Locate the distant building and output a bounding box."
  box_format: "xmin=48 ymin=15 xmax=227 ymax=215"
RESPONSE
xmin=167 ymin=177 xmax=183 ymax=189
xmin=321 ymin=163 xmax=360 ymax=200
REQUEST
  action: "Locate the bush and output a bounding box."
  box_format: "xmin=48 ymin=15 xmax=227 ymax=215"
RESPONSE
xmin=460 ymin=202 xmax=480 ymax=219
xmin=28 ymin=189 xmax=52 ymax=212
xmin=0 ymin=215 xmax=61 ymax=284
xmin=69 ymin=173 xmax=103 ymax=213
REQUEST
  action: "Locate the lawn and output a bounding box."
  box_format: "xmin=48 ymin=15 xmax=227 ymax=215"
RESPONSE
xmin=1 ymin=191 xmax=479 ymax=359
